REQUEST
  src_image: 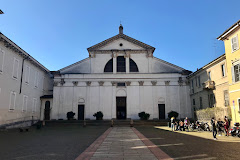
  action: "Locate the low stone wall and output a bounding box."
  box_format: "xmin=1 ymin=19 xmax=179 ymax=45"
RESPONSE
xmin=196 ymin=107 xmax=231 ymax=121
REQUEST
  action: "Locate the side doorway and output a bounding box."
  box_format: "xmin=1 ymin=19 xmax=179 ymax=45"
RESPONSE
xmin=158 ymin=104 xmax=165 ymax=119
xmin=78 ymin=105 xmax=85 ymax=120
xmin=44 ymin=101 xmax=51 ymax=120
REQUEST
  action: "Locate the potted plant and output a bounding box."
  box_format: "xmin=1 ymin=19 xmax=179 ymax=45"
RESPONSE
xmin=93 ymin=111 xmax=104 ymax=120
xmin=138 ymin=111 xmax=150 ymax=120
xmin=67 ymin=111 xmax=75 ymax=120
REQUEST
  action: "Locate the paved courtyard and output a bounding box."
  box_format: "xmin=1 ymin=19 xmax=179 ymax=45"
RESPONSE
xmin=136 ymin=126 xmax=240 ymax=160
xmin=0 ymin=125 xmax=108 ymax=160
xmin=1 ymin=125 xmax=240 ymax=160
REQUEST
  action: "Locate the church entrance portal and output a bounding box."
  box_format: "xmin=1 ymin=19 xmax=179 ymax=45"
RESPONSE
xmin=116 ymin=97 xmax=126 ymax=119
xmin=78 ymin=105 xmax=85 ymax=120
xmin=158 ymin=104 xmax=165 ymax=119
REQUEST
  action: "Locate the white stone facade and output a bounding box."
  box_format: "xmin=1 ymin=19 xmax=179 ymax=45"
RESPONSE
xmin=51 ymin=26 xmax=192 ymax=120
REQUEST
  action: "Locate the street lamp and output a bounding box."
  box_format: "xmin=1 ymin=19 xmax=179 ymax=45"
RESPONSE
xmin=0 ymin=10 xmax=4 ymax=14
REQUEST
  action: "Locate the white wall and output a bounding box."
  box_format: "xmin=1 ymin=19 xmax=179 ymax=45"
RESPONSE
xmin=52 ymin=73 xmax=191 ymax=120
xmin=0 ymin=42 xmax=53 ymax=125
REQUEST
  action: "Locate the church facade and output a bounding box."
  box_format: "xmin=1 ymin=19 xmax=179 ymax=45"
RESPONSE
xmin=50 ymin=25 xmax=192 ymax=120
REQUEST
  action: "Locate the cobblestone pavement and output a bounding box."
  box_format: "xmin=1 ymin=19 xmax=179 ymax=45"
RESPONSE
xmin=136 ymin=126 xmax=240 ymax=160
xmin=0 ymin=125 xmax=108 ymax=160
xmin=90 ymin=127 xmax=161 ymax=160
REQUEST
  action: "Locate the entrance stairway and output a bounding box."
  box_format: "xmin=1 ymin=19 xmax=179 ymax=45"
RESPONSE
xmin=43 ymin=119 xmax=168 ymax=127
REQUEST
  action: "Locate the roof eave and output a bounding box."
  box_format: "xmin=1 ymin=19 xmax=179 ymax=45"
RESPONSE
xmin=217 ymin=20 xmax=240 ymax=41
xmin=0 ymin=32 xmax=50 ymax=72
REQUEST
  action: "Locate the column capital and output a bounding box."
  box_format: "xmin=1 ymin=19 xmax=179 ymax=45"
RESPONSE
xmin=138 ymin=81 xmax=144 ymax=86
xmin=111 ymin=81 xmax=117 ymax=86
xmin=151 ymin=81 xmax=157 ymax=86
xmin=60 ymin=78 xmax=65 ymax=86
xmin=165 ymin=81 xmax=170 ymax=86
xmin=86 ymin=81 xmax=91 ymax=86
xmin=98 ymin=81 xmax=104 ymax=86
xmin=126 ymin=81 xmax=131 ymax=86
xmin=53 ymin=81 xmax=59 ymax=86
xmin=72 ymin=81 xmax=78 ymax=86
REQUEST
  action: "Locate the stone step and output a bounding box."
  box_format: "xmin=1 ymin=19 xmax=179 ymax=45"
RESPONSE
xmin=43 ymin=120 xmax=168 ymax=126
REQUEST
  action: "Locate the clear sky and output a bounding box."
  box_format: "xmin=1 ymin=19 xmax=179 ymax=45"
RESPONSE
xmin=0 ymin=0 xmax=239 ymax=71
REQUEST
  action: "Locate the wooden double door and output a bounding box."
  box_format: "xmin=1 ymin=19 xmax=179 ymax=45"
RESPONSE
xmin=116 ymin=97 xmax=126 ymax=119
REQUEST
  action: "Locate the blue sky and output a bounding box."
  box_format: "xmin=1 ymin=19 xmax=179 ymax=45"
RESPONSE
xmin=0 ymin=0 xmax=239 ymax=71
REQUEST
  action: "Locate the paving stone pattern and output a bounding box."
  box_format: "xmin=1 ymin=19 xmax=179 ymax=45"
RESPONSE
xmin=91 ymin=127 xmax=158 ymax=160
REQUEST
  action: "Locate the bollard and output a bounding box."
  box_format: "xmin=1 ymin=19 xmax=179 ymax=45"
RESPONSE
xmin=42 ymin=120 xmax=45 ymax=126
xmin=111 ymin=120 xmax=114 ymax=127
xmin=83 ymin=120 xmax=86 ymax=127
xmin=130 ymin=119 xmax=133 ymax=127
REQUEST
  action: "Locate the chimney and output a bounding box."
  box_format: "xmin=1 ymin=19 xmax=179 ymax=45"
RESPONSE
xmin=119 ymin=24 xmax=123 ymax=34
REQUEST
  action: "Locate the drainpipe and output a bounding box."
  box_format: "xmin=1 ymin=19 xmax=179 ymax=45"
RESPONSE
xmin=19 ymin=57 xmax=28 ymax=94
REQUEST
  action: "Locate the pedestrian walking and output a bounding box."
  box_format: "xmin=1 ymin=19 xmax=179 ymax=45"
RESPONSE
xmin=224 ymin=116 xmax=229 ymax=136
xmin=211 ymin=117 xmax=217 ymax=140
xmin=171 ymin=117 xmax=175 ymax=131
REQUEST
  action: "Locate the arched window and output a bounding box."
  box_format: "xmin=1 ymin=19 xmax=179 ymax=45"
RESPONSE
xmin=117 ymin=56 xmax=126 ymax=72
xmin=130 ymin=58 xmax=139 ymax=72
xmin=104 ymin=58 xmax=113 ymax=72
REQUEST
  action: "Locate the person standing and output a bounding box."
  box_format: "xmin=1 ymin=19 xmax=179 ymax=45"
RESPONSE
xmin=224 ymin=116 xmax=229 ymax=136
xmin=184 ymin=117 xmax=190 ymax=132
xmin=211 ymin=117 xmax=217 ymax=140
xmin=171 ymin=117 xmax=175 ymax=131
xmin=217 ymin=118 xmax=223 ymax=136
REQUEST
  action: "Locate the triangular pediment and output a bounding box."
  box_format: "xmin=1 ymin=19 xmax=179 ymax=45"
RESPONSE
xmin=87 ymin=34 xmax=155 ymax=51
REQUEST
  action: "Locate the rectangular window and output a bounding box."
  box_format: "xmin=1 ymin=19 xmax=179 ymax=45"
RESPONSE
xmin=193 ymin=99 xmax=195 ymax=106
xmin=22 ymin=95 xmax=28 ymax=112
xmin=0 ymin=48 xmax=5 ymax=73
xmin=221 ymin=64 xmax=226 ymax=77
xmin=32 ymin=98 xmax=37 ymax=112
xmin=9 ymin=91 xmax=16 ymax=110
xmin=208 ymin=71 xmax=211 ymax=80
xmin=224 ymin=90 xmax=229 ymax=107
xmin=34 ymin=71 xmax=38 ymax=88
xmin=195 ymin=77 xmax=197 ymax=86
xmin=117 ymin=82 xmax=125 ymax=87
xmin=238 ymin=99 xmax=240 ymax=111
xmin=209 ymin=94 xmax=215 ymax=108
xmin=231 ymin=35 xmax=239 ymax=52
xmin=234 ymin=64 xmax=240 ymax=82
xmin=198 ymin=76 xmax=201 ymax=87
xmin=191 ymin=80 xmax=194 ymax=93
xmin=25 ymin=65 xmax=30 ymax=84
xmin=199 ymin=97 xmax=203 ymax=109
xmin=12 ymin=58 xmax=19 ymax=79
xmin=117 ymin=56 xmax=126 ymax=72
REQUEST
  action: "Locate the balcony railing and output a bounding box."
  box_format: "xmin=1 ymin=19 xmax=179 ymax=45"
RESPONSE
xmin=203 ymin=80 xmax=215 ymax=90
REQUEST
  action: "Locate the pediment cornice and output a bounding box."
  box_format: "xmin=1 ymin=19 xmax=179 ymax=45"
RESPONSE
xmin=87 ymin=33 xmax=155 ymax=53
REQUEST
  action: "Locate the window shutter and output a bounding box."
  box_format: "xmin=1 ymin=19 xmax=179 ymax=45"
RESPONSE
xmin=236 ymin=35 xmax=239 ymax=50
xmin=231 ymin=66 xmax=235 ymax=83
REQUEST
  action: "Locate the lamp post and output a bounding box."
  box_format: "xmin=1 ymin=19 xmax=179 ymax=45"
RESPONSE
xmin=0 ymin=10 xmax=4 ymax=14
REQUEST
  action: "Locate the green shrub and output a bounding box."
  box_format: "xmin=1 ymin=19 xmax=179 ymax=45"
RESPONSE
xmin=93 ymin=111 xmax=104 ymax=120
xmin=138 ymin=112 xmax=150 ymax=120
xmin=167 ymin=111 xmax=179 ymax=119
xmin=67 ymin=111 xmax=75 ymax=120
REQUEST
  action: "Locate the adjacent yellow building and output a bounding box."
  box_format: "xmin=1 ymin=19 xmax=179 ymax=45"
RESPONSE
xmin=218 ymin=20 xmax=240 ymax=123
